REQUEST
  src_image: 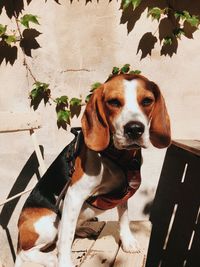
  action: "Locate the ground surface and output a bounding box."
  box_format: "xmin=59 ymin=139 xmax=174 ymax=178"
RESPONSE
xmin=21 ymin=220 xmax=151 ymax=267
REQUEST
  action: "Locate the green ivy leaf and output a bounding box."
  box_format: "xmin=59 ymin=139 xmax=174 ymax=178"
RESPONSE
xmin=55 ymin=95 xmax=69 ymax=105
xmin=183 ymin=11 xmax=191 ymax=20
xmin=85 ymin=94 xmax=92 ymax=103
xmin=33 ymin=81 xmax=49 ymax=91
xmin=129 ymin=71 xmax=135 ymax=75
xmin=30 ymin=88 xmax=38 ymax=101
xmin=120 ymin=64 xmax=130 ymax=74
xmin=69 ymin=97 xmax=82 ymax=106
xmin=174 ymin=11 xmax=184 ymax=20
xmin=129 ymin=70 xmax=141 ymax=74
xmin=163 ymin=36 xmax=173 ymax=46
xmin=122 ymin=0 xmax=132 ymax=9
xmin=186 ymin=15 xmax=199 ymax=28
xmin=70 ymin=98 xmax=82 ymax=118
xmin=175 ymin=11 xmax=200 ymax=28
xmin=131 ymin=0 xmax=142 ymax=10
xmin=90 ymin=82 xmax=102 ymax=92
xmin=30 ymin=82 xmax=50 ymax=110
xmin=148 ymin=7 xmax=162 ymax=21
xmin=173 ymin=28 xmax=185 ymax=39
xmin=0 ymin=24 xmax=7 ymax=36
xmin=57 ymin=109 xmax=71 ymax=122
xmin=5 ymin=35 xmax=17 ymax=45
xmin=20 ymin=14 xmax=40 ymax=29
xmin=122 ymin=0 xmax=141 ymax=10
xmin=112 ymin=66 xmax=120 ymax=75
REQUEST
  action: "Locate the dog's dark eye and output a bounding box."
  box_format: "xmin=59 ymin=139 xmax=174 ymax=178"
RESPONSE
xmin=107 ymin=98 xmax=121 ymax=108
xmin=141 ymin=97 xmax=153 ymax=107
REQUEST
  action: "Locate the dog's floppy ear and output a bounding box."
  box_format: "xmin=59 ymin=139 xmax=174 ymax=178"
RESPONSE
xmin=149 ymin=81 xmax=171 ymax=148
xmin=81 ymin=85 xmax=110 ymax=151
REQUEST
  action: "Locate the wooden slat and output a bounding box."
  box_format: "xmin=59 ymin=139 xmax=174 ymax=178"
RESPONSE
xmin=0 ymin=186 xmax=35 ymax=207
xmin=72 ymin=221 xmax=105 ymax=266
xmin=80 ymin=221 xmax=120 ymax=267
xmin=0 ymin=112 xmax=41 ymax=133
xmin=172 ymin=140 xmax=200 ymax=157
xmin=113 ymin=221 xmax=151 ymax=267
xmin=30 ymin=129 xmax=46 ymax=176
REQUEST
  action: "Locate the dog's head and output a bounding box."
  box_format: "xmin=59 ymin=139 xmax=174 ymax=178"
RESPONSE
xmin=82 ymin=74 xmax=171 ymax=151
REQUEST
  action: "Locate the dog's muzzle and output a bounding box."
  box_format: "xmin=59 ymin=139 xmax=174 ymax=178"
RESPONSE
xmin=124 ymin=121 xmax=145 ymax=140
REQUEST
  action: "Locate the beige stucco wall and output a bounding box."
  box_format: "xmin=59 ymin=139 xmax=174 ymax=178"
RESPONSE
xmin=0 ymin=1 xmax=200 ymax=266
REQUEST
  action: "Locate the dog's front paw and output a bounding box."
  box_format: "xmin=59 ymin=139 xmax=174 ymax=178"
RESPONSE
xmin=47 ymin=254 xmax=58 ymax=267
xmin=58 ymin=262 xmax=75 ymax=267
xmin=58 ymin=259 xmax=75 ymax=267
xmin=121 ymin=235 xmax=141 ymax=253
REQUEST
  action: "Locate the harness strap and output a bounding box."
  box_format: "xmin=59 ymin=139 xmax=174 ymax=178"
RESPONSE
xmin=86 ymin=146 xmax=142 ymax=210
xmin=54 ymin=127 xmax=141 ymax=212
xmin=39 ymin=128 xmax=82 ymax=252
xmin=55 ymin=180 xmax=71 ymax=210
xmin=86 ymin=169 xmax=141 ymax=210
xmin=55 ymin=127 xmax=82 ymax=210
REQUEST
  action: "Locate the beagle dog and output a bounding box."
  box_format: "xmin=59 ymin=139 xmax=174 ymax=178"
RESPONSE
xmin=15 ymin=74 xmax=171 ymax=267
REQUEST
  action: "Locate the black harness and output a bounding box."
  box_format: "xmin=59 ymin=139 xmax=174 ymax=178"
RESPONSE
xmin=23 ymin=127 xmax=83 ymax=215
xmin=24 ymin=127 xmax=141 ymax=214
xmin=54 ymin=127 xmax=83 ymax=209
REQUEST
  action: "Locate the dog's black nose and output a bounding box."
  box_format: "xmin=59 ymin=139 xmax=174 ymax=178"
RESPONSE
xmin=124 ymin=121 xmax=145 ymax=139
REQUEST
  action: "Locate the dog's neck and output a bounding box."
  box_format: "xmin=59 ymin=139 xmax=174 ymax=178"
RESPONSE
xmin=100 ymin=142 xmax=141 ymax=171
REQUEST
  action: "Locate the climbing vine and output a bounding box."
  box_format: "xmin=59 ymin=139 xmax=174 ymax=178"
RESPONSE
xmin=121 ymin=0 xmax=200 ymax=58
xmin=122 ymin=0 xmax=200 ymax=46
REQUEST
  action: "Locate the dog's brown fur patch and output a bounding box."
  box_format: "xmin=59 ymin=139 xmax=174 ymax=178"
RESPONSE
xmin=71 ymin=144 xmax=87 ymax=185
xmin=18 ymin=207 xmax=54 ymax=251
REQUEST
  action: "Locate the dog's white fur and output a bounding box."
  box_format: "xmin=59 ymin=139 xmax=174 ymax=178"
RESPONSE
xmin=113 ymin=79 xmax=149 ymax=150
xmin=58 ymin=165 xmax=139 ymax=266
xmin=57 ymin=80 xmax=145 ymax=267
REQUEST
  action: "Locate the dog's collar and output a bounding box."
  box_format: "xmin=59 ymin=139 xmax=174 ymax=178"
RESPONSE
xmin=55 ymin=127 xmax=83 ymax=209
xmin=87 ymin=141 xmax=142 ymax=211
xmin=100 ymin=141 xmax=141 ymax=172
xmin=56 ymin=128 xmax=141 ymax=212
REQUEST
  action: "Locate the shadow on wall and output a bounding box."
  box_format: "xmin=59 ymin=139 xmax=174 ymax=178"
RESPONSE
xmin=0 ymin=0 xmax=42 ymax=65
xmin=0 ymin=148 xmax=43 ymax=262
xmin=146 ymin=144 xmax=200 ymax=267
xmin=120 ymin=0 xmax=200 ymax=58
xmin=1 ymin=0 xmax=200 ymax=64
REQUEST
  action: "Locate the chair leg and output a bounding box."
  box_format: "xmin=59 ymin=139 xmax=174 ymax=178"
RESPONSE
xmin=30 ymin=129 xmax=46 ymax=176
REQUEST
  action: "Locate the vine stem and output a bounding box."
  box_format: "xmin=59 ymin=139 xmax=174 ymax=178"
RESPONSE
xmin=14 ymin=15 xmax=37 ymax=83
xmin=14 ymin=14 xmax=59 ymax=105
xmin=13 ymin=13 xmax=85 ymax=115
xmin=23 ymin=59 xmax=37 ymax=83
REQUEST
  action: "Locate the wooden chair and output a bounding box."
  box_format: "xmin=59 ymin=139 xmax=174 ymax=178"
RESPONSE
xmin=0 ymin=112 xmax=46 ymax=207
xmin=0 ymin=112 xmax=46 ymax=267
